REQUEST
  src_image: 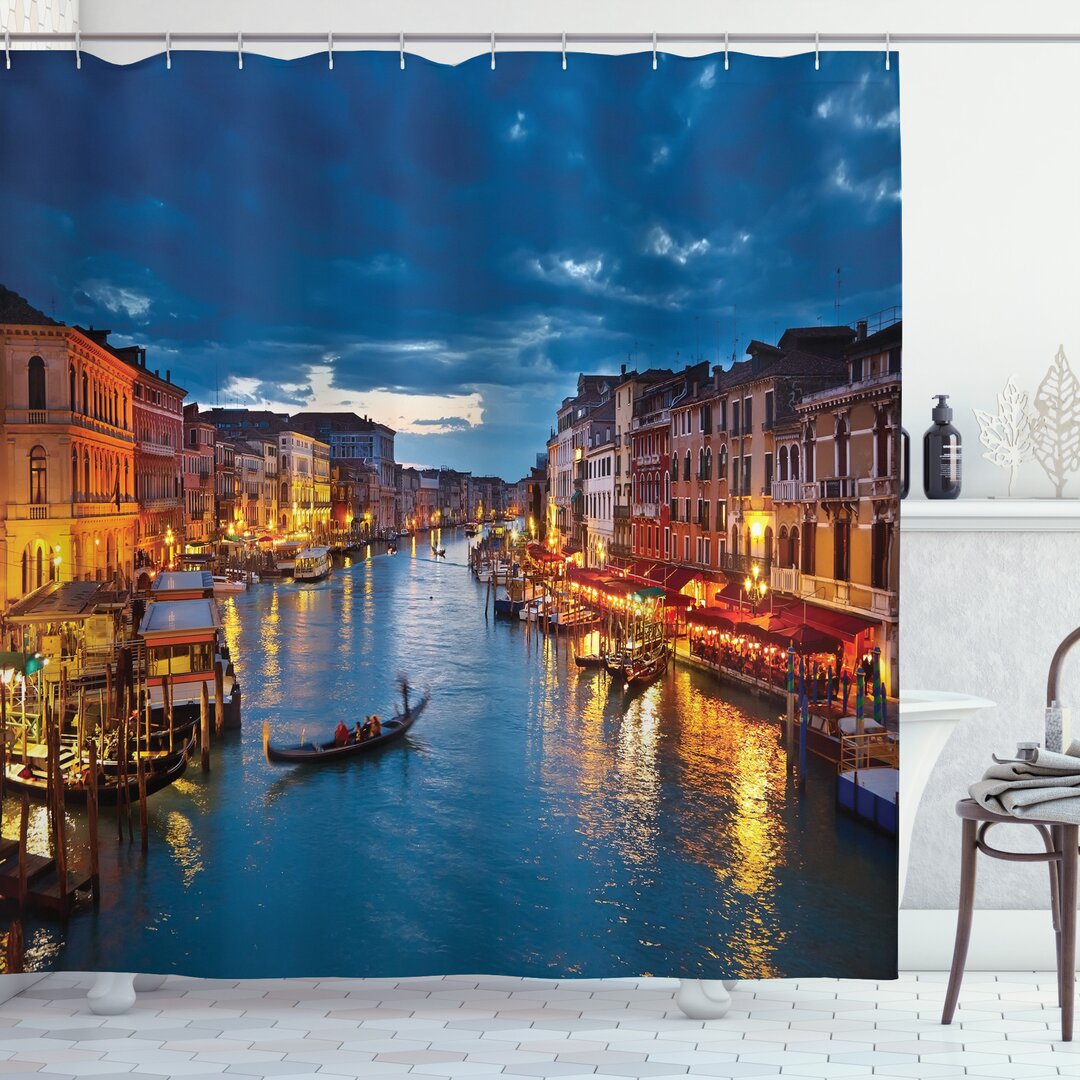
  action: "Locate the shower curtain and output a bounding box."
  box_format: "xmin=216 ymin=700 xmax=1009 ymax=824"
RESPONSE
xmin=0 ymin=48 xmax=901 ymax=980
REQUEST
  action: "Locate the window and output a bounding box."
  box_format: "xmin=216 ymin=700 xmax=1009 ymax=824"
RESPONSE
xmin=671 ymin=455 xmax=679 ymax=482
xmin=704 ymin=447 xmax=712 ymax=479
xmin=871 ymin=520 xmax=891 ymax=589
xmin=803 ymin=424 xmax=816 ymax=482
xmin=731 ymin=400 xmax=740 ymax=436
xmin=29 ymin=446 xmax=46 ymax=503
xmin=716 ymin=500 xmax=726 ymax=532
xmin=765 ymin=390 xmax=774 ymax=428
xmin=698 ymin=448 xmax=706 ymax=480
xmin=69 ymin=365 xmax=77 ymax=410
xmin=731 ymin=456 xmax=740 ymax=495
xmin=696 ymin=497 xmax=704 ymax=525
xmin=833 ymin=519 xmax=851 ymax=582
xmin=764 ymin=452 xmax=773 ymax=492
xmin=27 ymin=355 xmax=45 ymax=411
xmin=741 ymin=456 xmax=752 ymax=494
xmin=888 ymin=347 xmax=901 ymax=374
xmin=836 ymin=415 xmax=850 ymax=477
xmin=743 ymin=397 xmax=753 ymax=432
xmin=778 ymin=445 xmax=788 ymax=481
xmin=683 ymin=534 xmax=690 ymax=562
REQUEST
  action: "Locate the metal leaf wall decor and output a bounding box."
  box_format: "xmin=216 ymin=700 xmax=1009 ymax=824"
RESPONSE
xmin=973 ymin=377 xmax=1041 ymax=496
xmin=974 ymin=345 xmax=1080 ymax=497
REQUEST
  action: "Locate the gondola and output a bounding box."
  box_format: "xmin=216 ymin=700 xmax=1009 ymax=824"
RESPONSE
xmin=624 ymin=647 xmax=670 ymax=687
xmin=3 ymin=739 xmax=193 ymax=806
xmin=263 ymin=694 xmax=429 ymax=765
xmin=387 ymin=544 xmax=397 ymax=555
xmin=574 ymin=653 xmax=607 ymax=669
xmin=431 ymin=546 xmax=446 ymax=557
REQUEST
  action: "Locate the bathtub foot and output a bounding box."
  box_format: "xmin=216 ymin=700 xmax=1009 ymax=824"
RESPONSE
xmin=675 ymin=978 xmax=732 ymax=1019
xmin=87 ymin=973 xmax=137 ymax=1015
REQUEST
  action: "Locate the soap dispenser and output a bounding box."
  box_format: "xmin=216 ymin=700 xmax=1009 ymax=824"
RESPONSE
xmin=923 ymin=395 xmax=962 ymax=500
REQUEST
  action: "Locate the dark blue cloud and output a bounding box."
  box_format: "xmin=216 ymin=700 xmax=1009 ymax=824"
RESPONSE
xmin=0 ymin=49 xmax=900 ymax=476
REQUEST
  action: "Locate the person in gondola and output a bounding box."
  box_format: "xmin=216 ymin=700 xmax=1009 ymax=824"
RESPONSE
xmin=360 ymin=715 xmax=373 ymax=741
xmin=354 ymin=721 xmax=364 ymax=743
xmin=369 ymin=714 xmax=382 ymax=739
xmin=334 ymin=720 xmax=349 ymax=747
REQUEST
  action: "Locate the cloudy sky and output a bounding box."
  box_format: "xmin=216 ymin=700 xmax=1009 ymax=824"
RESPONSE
xmin=0 ymin=50 xmax=900 ymax=477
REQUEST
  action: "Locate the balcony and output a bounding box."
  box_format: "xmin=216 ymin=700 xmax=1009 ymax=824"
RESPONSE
xmin=635 ymin=453 xmax=661 ymax=466
xmin=718 ymin=552 xmax=772 ymax=577
xmin=818 ymin=477 xmax=858 ymax=500
xmin=860 ymin=475 xmax=899 ymax=499
xmin=74 ymin=498 xmax=139 ymax=518
xmin=613 ymin=505 xmax=630 ymax=519
xmin=771 ymin=565 xmax=800 ymax=594
xmin=632 ymin=502 xmax=660 ymax=518
xmin=5 ymin=408 xmax=134 ymax=443
xmin=139 ymin=440 xmax=176 ymax=457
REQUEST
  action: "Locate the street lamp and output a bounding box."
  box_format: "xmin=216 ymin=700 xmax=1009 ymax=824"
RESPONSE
xmin=742 ymin=563 xmax=767 ymax=615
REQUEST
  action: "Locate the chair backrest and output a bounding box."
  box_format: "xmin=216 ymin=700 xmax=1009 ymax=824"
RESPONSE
xmin=1046 ymin=625 xmax=1080 ymax=706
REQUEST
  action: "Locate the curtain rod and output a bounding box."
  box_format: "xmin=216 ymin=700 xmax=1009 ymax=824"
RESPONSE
xmin=4 ymin=31 xmax=1080 ymax=47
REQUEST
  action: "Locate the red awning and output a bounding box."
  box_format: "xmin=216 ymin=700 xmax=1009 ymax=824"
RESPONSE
xmin=800 ymin=604 xmax=879 ymax=642
xmin=664 ymin=590 xmax=696 ymax=608
xmin=651 ymin=565 xmax=698 ymax=590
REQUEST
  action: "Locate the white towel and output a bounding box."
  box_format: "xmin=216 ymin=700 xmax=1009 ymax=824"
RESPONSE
xmin=968 ymin=739 xmax=1080 ymax=823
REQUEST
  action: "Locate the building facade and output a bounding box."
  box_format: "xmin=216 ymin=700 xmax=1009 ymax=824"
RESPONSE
xmin=182 ymin=404 xmax=217 ymax=548
xmin=0 ymin=296 xmax=141 ymax=606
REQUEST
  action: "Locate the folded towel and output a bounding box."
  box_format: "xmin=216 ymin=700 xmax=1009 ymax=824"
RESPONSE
xmin=969 ymin=739 xmax=1080 ymax=823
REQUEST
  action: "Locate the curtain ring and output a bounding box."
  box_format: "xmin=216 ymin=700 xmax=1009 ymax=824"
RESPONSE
xmin=75 ymin=30 xmax=81 ymax=70
xmin=561 ymin=31 xmax=567 ymax=71
xmin=328 ymin=31 xmax=333 ymax=70
xmin=165 ymin=31 xmax=171 ymax=70
xmin=814 ymin=32 xmax=820 ymax=71
xmin=885 ymin=31 xmax=891 ymax=70
xmin=490 ymin=31 xmax=496 ymax=70
xmin=652 ymin=32 xmax=657 ymax=71
xmin=724 ymin=31 xmax=729 ymax=71
xmin=238 ymin=32 xmax=244 ymax=71
xmin=400 ymin=30 xmax=405 ymax=70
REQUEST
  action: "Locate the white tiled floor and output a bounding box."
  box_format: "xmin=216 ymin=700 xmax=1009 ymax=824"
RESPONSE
xmin=0 ymin=972 xmax=1074 ymax=1079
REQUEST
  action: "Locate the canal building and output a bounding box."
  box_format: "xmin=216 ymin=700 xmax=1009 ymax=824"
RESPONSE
xmin=0 ymin=287 xmax=141 ymax=608
xmin=584 ymin=401 xmax=616 ymax=568
xmin=182 ymin=403 xmax=217 ymax=552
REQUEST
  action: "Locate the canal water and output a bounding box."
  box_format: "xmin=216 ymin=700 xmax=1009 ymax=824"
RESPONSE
xmin=9 ymin=531 xmax=896 ymax=980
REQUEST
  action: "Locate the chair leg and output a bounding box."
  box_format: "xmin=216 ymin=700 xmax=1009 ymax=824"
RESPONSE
xmin=1059 ymin=825 xmax=1077 ymax=1043
xmin=942 ymin=818 xmax=978 ymax=1026
xmin=1049 ymin=825 xmax=1064 ymax=1008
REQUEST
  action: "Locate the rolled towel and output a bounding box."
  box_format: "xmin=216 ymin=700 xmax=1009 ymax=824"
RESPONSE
xmin=969 ymin=739 xmax=1080 ymax=823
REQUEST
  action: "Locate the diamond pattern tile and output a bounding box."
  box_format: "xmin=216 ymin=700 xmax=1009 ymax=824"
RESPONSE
xmin=0 ymin=972 xmax=1073 ymax=1079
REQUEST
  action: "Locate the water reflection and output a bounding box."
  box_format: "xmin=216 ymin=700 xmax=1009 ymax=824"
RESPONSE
xmin=8 ymin=531 xmax=895 ymax=980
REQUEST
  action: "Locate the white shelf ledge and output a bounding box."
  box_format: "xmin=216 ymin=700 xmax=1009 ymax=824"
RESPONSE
xmin=901 ymin=498 xmax=1080 ymax=532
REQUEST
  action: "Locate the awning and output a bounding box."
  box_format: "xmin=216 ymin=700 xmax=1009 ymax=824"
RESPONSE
xmin=800 ymin=604 xmax=879 ymax=642
xmin=664 ymin=591 xmax=696 ymax=608
xmin=0 ymin=651 xmax=48 ymax=676
xmin=650 ymin=564 xmax=698 ymax=590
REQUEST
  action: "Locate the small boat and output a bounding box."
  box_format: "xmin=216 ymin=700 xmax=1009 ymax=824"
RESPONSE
xmin=624 ymin=646 xmax=669 ymax=687
xmin=574 ymin=653 xmax=607 ymax=669
xmin=212 ymin=574 xmax=247 ymax=595
xmin=294 ymin=546 xmax=332 ymax=582
xmin=263 ymin=695 xmax=429 ymax=764
xmin=387 ymin=544 xmax=398 ymax=555
xmin=275 ymin=546 xmax=299 ymax=574
xmin=431 ymin=546 xmax=446 ymax=557
xmin=4 ymin=740 xmax=192 ymax=806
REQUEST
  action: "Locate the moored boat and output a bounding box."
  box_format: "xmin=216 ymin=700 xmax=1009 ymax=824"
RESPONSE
xmin=294 ymin=546 xmax=332 ymax=582
xmin=263 ymin=694 xmax=429 ymax=764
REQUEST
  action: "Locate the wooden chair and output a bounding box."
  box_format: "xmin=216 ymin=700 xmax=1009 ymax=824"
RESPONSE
xmin=942 ymin=798 xmax=1078 ymax=1041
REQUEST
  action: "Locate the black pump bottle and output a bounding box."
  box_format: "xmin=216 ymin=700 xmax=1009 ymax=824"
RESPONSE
xmin=923 ymin=394 xmax=962 ymax=499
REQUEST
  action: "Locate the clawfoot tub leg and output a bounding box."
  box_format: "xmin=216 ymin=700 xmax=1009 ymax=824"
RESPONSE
xmin=674 ymin=978 xmax=734 ymax=1019
xmin=87 ymin=973 xmax=137 ymax=1015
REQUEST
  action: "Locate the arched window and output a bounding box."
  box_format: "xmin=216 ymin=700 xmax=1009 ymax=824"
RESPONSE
xmin=731 ymin=524 xmax=740 ymax=556
xmin=836 ymin=416 xmax=850 ymax=477
xmin=778 ymin=446 xmax=789 ymax=482
xmin=719 ymin=445 xmax=728 ymax=476
xmin=791 ymin=447 xmax=800 ymax=480
xmin=705 ymin=447 xmax=712 ymax=480
xmin=790 ymin=526 xmax=801 ymax=570
xmin=21 ymin=549 xmax=29 ymax=594
xmin=764 ymin=525 xmax=774 ymax=567
xmin=81 ymin=371 xmax=89 ymax=415
xmin=69 ymin=364 xmax=77 ymax=411
xmin=683 ymin=449 xmax=691 ymax=482
xmin=698 ymin=448 xmax=705 ymax=480
xmin=779 ymin=525 xmax=789 ymax=566
xmin=664 ymin=471 xmax=670 ymax=504
xmin=670 ymin=455 xmax=679 ymax=482
xmin=71 ymin=448 xmax=79 ymax=498
xmin=27 ymin=356 xmax=45 ymax=411
xmin=29 ymin=445 xmax=46 ymax=503
xmin=83 ymin=451 xmax=90 ymax=497
xmin=803 ymin=425 xmax=816 ymax=483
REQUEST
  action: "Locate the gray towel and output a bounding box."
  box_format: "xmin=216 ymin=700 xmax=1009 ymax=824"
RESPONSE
xmin=968 ymin=739 xmax=1080 ymax=823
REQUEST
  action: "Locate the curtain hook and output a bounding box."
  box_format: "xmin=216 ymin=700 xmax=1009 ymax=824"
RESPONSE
xmin=238 ymin=32 xmax=244 ymax=71
xmin=75 ymin=30 xmax=81 ymax=70
xmin=885 ymin=31 xmax=891 ymax=70
xmin=5 ymin=29 xmax=11 ymax=71
xmin=400 ymin=31 xmax=405 ymax=70
xmin=724 ymin=31 xmax=729 ymax=71
xmin=652 ymin=32 xmax=658 ymax=71
xmin=165 ymin=31 xmax=171 ymax=70
xmin=561 ymin=31 xmax=567 ymax=70
xmin=328 ymin=31 xmax=333 ymax=70
xmin=814 ymin=32 xmax=820 ymax=71
xmin=490 ymin=31 xmax=496 ymax=70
